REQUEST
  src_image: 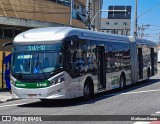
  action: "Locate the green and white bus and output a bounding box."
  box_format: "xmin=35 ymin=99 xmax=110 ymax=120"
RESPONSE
xmin=10 ymin=27 xmax=157 ymax=100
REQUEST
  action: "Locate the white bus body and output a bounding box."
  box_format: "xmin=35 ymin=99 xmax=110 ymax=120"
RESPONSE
xmin=10 ymin=27 xmax=157 ymax=99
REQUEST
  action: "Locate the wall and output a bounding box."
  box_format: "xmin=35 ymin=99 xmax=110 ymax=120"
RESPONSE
xmin=0 ymin=0 xmax=86 ymax=28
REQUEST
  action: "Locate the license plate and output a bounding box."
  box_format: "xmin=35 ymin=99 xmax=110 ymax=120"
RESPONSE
xmin=28 ymin=94 xmax=37 ymax=98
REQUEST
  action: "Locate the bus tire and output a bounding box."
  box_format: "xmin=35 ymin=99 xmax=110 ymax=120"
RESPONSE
xmin=83 ymin=82 xmax=93 ymax=100
xmin=119 ymin=74 xmax=126 ymax=89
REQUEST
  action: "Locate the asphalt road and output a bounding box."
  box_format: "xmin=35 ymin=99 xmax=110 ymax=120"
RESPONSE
xmin=1 ymin=70 xmax=160 ymax=124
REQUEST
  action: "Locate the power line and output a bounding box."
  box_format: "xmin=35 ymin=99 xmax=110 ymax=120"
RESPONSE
xmin=138 ymin=2 xmax=160 ymax=18
xmin=149 ymin=25 xmax=160 ymax=28
xmin=146 ymin=29 xmax=160 ymax=31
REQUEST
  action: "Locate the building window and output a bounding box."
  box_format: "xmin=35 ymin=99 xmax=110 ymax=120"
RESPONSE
xmin=106 ymin=22 xmax=109 ymax=25
xmin=72 ymin=1 xmax=85 ymax=22
xmin=123 ymin=22 xmax=127 ymax=25
xmin=0 ymin=28 xmax=3 ymax=38
xmin=121 ymin=31 xmax=123 ymax=35
xmin=114 ymin=22 xmax=118 ymax=25
xmin=111 ymin=30 xmax=116 ymax=34
xmin=126 ymin=31 xmax=128 ymax=36
xmin=0 ymin=27 xmax=25 ymax=39
xmin=3 ymin=29 xmax=13 ymax=38
xmin=14 ymin=30 xmax=23 ymax=37
xmin=50 ymin=0 xmax=85 ymax=21
xmin=49 ymin=0 xmax=70 ymax=6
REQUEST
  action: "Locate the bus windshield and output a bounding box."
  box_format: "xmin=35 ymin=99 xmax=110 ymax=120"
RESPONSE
xmin=12 ymin=45 xmax=63 ymax=75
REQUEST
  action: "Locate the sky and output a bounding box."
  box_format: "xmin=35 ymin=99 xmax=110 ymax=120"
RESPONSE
xmin=102 ymin=0 xmax=160 ymax=43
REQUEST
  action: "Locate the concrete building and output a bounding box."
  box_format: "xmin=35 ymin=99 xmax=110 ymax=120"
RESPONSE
xmin=101 ymin=6 xmax=131 ymax=36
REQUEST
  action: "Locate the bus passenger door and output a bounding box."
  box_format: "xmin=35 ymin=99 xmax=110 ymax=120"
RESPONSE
xmin=138 ymin=48 xmax=143 ymax=79
xmin=97 ymin=46 xmax=106 ymax=89
xmin=150 ymin=48 xmax=154 ymax=76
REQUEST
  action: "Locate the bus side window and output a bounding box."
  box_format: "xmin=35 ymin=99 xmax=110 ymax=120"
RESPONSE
xmin=106 ymin=43 xmax=115 ymax=72
xmin=65 ymin=38 xmax=80 ymax=76
xmin=65 ymin=38 xmax=93 ymax=77
xmin=114 ymin=43 xmax=123 ymax=71
xmin=123 ymin=44 xmax=130 ymax=70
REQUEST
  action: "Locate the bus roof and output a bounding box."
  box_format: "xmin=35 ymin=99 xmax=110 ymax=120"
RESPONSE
xmin=13 ymin=27 xmax=156 ymax=46
xmin=135 ymin=37 xmax=157 ymax=46
xmin=13 ymin=27 xmax=129 ymax=43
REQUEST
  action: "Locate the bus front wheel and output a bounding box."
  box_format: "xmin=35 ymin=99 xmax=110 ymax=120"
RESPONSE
xmin=83 ymin=82 xmax=93 ymax=100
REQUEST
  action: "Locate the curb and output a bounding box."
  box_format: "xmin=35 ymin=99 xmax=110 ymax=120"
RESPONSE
xmin=0 ymin=98 xmax=20 ymax=103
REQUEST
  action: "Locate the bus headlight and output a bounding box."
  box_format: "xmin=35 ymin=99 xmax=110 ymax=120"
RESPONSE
xmin=50 ymin=75 xmax=65 ymax=85
xmin=10 ymin=78 xmax=15 ymax=86
xmin=10 ymin=76 xmax=16 ymax=85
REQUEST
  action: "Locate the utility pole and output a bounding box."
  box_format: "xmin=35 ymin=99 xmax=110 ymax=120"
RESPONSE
xmin=70 ymin=0 xmax=73 ymax=26
xmin=134 ymin=0 xmax=138 ymax=37
xmin=87 ymin=0 xmax=92 ymax=30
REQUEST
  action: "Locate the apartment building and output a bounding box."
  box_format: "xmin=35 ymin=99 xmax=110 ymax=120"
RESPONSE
xmin=101 ymin=6 xmax=131 ymax=36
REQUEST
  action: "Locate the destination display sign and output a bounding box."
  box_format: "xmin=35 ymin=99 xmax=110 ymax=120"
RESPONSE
xmin=28 ymin=45 xmax=45 ymax=51
xmin=13 ymin=44 xmax=62 ymax=51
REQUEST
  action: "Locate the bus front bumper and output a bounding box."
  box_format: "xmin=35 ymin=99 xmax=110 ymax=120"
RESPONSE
xmin=11 ymin=83 xmax=68 ymax=99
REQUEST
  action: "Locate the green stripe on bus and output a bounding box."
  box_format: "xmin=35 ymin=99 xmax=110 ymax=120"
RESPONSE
xmin=15 ymin=80 xmax=50 ymax=88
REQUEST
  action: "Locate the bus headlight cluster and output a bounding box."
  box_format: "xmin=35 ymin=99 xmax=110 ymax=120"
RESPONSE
xmin=50 ymin=75 xmax=65 ymax=85
xmin=10 ymin=79 xmax=15 ymax=85
xmin=10 ymin=76 xmax=16 ymax=86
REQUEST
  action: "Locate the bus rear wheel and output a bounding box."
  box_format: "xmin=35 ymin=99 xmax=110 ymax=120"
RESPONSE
xmin=83 ymin=82 xmax=93 ymax=100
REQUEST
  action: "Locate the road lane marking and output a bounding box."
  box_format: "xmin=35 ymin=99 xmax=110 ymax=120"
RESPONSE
xmin=121 ymin=89 xmax=160 ymax=95
xmin=155 ymin=111 xmax=160 ymax=114
xmin=103 ymin=89 xmax=160 ymax=97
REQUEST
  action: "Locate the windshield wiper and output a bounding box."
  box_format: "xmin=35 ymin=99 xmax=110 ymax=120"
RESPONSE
xmin=33 ymin=54 xmax=40 ymax=73
xmin=36 ymin=54 xmax=39 ymax=69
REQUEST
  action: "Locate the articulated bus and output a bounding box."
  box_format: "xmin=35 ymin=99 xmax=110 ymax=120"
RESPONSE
xmin=10 ymin=27 xmax=157 ymax=100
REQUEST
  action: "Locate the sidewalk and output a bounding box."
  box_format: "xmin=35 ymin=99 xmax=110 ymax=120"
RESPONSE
xmin=0 ymin=89 xmax=15 ymax=103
